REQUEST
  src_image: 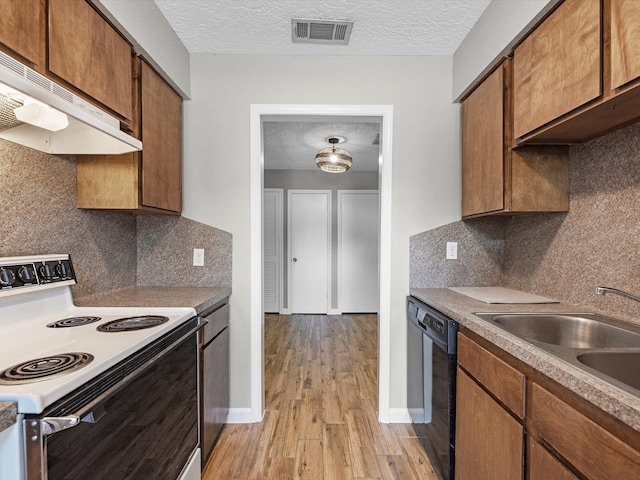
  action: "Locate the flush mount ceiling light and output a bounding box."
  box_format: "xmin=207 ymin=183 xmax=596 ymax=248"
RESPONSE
xmin=315 ymin=136 xmax=352 ymax=173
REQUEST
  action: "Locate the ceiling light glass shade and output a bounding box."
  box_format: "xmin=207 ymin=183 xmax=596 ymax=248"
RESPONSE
xmin=13 ymin=101 xmax=69 ymax=132
xmin=315 ymin=145 xmax=352 ymax=173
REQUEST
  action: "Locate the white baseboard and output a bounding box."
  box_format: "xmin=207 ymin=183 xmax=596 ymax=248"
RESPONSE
xmin=279 ymin=308 xmax=291 ymax=315
xmin=228 ymin=408 xmax=410 ymax=424
xmin=328 ymin=308 xmax=342 ymax=315
xmin=387 ymin=408 xmax=412 ymax=423
xmin=226 ymin=408 xmax=259 ymax=423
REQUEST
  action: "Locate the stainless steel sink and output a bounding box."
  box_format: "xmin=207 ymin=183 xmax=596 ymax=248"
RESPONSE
xmin=473 ymin=312 xmax=640 ymax=397
xmin=474 ymin=313 xmax=640 ymax=349
xmin=577 ymin=351 xmax=640 ymax=392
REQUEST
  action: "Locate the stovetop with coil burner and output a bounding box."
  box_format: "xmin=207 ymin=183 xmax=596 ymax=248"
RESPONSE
xmin=0 ymin=254 xmax=196 ymax=414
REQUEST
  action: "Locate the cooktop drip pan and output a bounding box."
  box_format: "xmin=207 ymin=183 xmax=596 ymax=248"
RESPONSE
xmin=0 ymin=353 xmax=94 ymax=385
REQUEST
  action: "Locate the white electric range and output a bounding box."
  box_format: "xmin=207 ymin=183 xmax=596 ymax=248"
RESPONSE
xmin=0 ymin=254 xmax=203 ymax=480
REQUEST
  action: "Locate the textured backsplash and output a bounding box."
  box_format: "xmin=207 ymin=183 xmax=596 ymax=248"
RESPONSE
xmin=409 ymin=217 xmax=505 ymax=288
xmin=411 ymin=121 xmax=640 ymax=323
xmin=0 ymin=139 xmax=232 ymax=299
xmin=0 ymin=139 xmax=136 ymax=298
xmin=137 ymin=215 xmax=232 ymax=287
xmin=504 ymin=122 xmax=640 ymax=322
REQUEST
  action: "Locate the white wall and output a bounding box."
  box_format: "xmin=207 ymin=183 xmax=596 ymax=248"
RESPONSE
xmin=452 ymin=0 xmax=558 ymax=101
xmin=182 ymin=54 xmax=461 ymax=412
xmin=264 ymin=169 xmax=379 ymax=311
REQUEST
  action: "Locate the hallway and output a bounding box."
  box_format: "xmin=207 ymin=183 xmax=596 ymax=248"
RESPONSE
xmin=202 ymin=314 xmax=437 ymax=479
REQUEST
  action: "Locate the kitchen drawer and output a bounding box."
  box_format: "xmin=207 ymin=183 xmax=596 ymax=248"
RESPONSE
xmin=201 ymin=303 xmax=229 ymax=345
xmin=530 ymin=383 xmax=640 ymax=480
xmin=458 ymin=333 xmax=525 ymax=418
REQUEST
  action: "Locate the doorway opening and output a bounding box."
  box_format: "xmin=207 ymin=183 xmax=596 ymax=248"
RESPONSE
xmin=250 ymin=105 xmax=393 ymax=422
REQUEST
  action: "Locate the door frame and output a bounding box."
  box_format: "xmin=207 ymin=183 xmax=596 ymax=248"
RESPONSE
xmin=250 ymin=104 xmax=394 ymax=423
xmin=287 ymin=189 xmax=332 ymax=314
xmin=337 ymin=189 xmax=380 ymax=314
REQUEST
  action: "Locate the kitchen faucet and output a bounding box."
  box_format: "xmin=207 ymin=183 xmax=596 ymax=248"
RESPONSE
xmin=595 ymin=286 xmax=640 ymax=305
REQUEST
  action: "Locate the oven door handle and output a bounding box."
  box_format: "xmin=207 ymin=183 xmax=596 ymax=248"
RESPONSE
xmin=40 ymin=415 xmax=80 ymax=436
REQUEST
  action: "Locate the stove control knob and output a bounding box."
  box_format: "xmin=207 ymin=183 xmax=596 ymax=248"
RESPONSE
xmin=55 ymin=262 xmax=68 ymax=278
xmin=18 ymin=266 xmax=36 ymax=283
xmin=0 ymin=268 xmax=16 ymax=287
xmin=39 ymin=263 xmax=53 ymax=280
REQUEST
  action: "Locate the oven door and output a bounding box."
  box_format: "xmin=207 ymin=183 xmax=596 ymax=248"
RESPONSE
xmin=24 ymin=318 xmax=202 ymax=480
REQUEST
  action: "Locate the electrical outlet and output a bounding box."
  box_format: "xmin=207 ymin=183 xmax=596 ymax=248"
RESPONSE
xmin=446 ymin=242 xmax=458 ymax=260
xmin=193 ymin=248 xmax=204 ymax=266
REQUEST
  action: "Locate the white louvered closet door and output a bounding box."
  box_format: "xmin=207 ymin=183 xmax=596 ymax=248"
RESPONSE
xmin=263 ymin=189 xmax=283 ymax=313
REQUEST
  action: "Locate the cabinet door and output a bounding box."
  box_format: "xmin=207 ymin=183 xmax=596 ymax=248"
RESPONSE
xmin=530 ymin=383 xmax=640 ymax=480
xmin=0 ymin=0 xmax=45 ymax=66
xmin=140 ymin=61 xmax=183 ymax=212
xmin=76 ymin=153 xmax=139 ymax=210
xmin=201 ymin=327 xmax=229 ymax=465
xmin=48 ymin=0 xmax=133 ymax=120
xmin=455 ymin=369 xmax=523 ymax=479
xmin=611 ymin=0 xmax=640 ymax=90
xmin=461 ymin=64 xmax=505 ymax=217
xmin=528 ymin=437 xmax=578 ymax=480
xmin=513 ymin=0 xmax=601 ymax=140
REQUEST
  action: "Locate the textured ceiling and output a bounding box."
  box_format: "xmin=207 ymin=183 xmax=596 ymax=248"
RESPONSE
xmin=264 ymin=121 xmax=381 ymax=171
xmin=153 ymin=1 xmax=491 ymax=172
xmin=153 ymin=0 xmax=491 ymax=55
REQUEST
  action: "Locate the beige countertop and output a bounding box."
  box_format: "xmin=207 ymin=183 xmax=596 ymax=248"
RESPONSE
xmin=410 ymin=287 xmax=640 ymax=433
xmin=75 ymin=286 xmax=231 ymax=315
xmin=0 ymin=402 xmax=17 ymax=433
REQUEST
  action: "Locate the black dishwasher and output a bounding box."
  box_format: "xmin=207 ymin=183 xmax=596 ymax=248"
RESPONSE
xmin=199 ymin=301 xmax=230 ymax=467
xmin=407 ymin=296 xmax=458 ymax=480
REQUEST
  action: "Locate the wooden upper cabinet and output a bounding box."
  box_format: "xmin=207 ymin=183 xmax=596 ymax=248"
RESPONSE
xmin=0 ymin=0 xmax=46 ymax=67
xmin=77 ymin=60 xmax=182 ymax=214
xmin=139 ymin=61 xmax=182 ymax=212
xmin=461 ymin=60 xmax=569 ymax=219
xmin=48 ymin=0 xmax=133 ymax=121
xmin=610 ymin=0 xmax=640 ymax=90
xmin=513 ymin=0 xmax=601 ymax=141
xmin=462 ymin=61 xmax=505 ymax=217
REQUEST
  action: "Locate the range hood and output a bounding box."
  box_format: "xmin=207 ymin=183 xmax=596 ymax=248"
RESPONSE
xmin=0 ymin=51 xmax=141 ymax=155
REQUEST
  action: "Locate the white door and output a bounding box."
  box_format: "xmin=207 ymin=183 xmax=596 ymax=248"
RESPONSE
xmin=288 ymin=190 xmax=331 ymax=314
xmin=338 ymin=190 xmax=379 ymax=313
xmin=263 ymin=189 xmax=283 ymax=313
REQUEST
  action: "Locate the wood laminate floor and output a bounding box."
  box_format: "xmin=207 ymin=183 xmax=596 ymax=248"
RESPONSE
xmin=202 ymin=314 xmax=438 ymax=479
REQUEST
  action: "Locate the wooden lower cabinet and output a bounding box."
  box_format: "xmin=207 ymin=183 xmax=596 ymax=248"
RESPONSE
xmin=457 ymin=331 xmax=640 ymax=480
xmin=527 ymin=437 xmax=578 ymax=480
xmin=529 ymin=383 xmax=640 ymax=480
xmin=455 ymin=369 xmax=523 ymax=479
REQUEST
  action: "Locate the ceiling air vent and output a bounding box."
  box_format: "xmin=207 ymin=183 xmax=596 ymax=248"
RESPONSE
xmin=291 ymin=19 xmax=354 ymax=45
